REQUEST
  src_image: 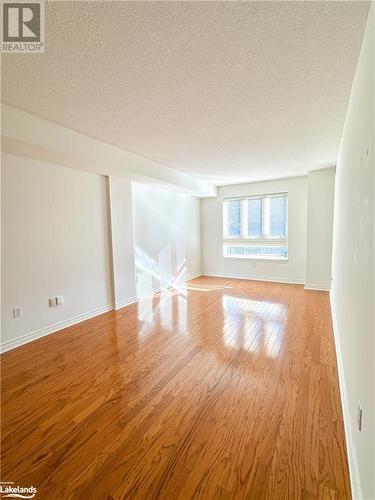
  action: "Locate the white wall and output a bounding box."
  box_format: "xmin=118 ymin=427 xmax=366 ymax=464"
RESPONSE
xmin=132 ymin=183 xmax=201 ymax=297
xmin=305 ymin=168 xmax=335 ymax=290
xmin=201 ymin=176 xmax=308 ymax=284
xmin=1 ymin=158 xmax=203 ymax=351
xmin=1 ymin=155 xmax=113 ymax=351
xmin=109 ymin=177 xmax=137 ymax=309
xmin=330 ymin=5 xmax=374 ymax=499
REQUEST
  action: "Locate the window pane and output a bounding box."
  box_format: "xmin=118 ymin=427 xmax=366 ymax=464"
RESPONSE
xmin=227 ymin=200 xmax=241 ymax=237
xmin=224 ymin=245 xmax=288 ymax=258
xmin=248 ymin=198 xmax=262 ymax=237
xmin=269 ymin=196 xmax=287 ymax=237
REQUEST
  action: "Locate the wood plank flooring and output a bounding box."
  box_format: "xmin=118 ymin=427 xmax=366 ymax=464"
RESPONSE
xmin=1 ymin=277 xmax=351 ymax=499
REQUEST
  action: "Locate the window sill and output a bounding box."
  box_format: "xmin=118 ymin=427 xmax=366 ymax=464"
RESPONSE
xmin=223 ymin=256 xmax=288 ymax=262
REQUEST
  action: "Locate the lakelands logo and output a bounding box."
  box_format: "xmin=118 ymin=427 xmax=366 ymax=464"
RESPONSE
xmin=0 ymin=482 xmax=37 ymax=498
xmin=1 ymin=1 xmax=44 ymax=53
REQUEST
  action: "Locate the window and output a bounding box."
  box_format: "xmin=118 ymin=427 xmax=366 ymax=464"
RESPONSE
xmin=223 ymin=194 xmax=288 ymax=259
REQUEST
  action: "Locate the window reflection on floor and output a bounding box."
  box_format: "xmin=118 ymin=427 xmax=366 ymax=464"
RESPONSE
xmin=222 ymin=295 xmax=287 ymax=358
xmin=135 ymin=278 xmax=286 ymax=358
xmin=136 ymin=290 xmax=188 ymax=338
xmin=176 ymin=295 xmax=187 ymax=334
xmin=160 ymin=292 xmax=172 ymax=330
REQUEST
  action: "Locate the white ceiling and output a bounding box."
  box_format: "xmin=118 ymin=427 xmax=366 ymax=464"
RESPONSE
xmin=1 ymin=1 xmax=369 ymax=186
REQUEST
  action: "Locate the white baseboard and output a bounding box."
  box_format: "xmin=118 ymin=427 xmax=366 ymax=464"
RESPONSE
xmin=151 ymin=274 xmax=203 ymax=294
xmin=330 ymin=291 xmax=362 ymax=500
xmin=114 ymin=296 xmax=138 ymax=311
xmin=304 ymin=283 xmax=330 ymax=291
xmin=0 ymin=304 xmax=113 ymax=353
xmin=187 ymin=273 xmax=202 ymax=281
xmin=201 ymin=272 xmax=304 ymax=286
xmin=121 ymin=276 xmax=202 ymax=305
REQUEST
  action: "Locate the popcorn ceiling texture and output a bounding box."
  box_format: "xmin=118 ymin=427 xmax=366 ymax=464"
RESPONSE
xmin=1 ymin=1 xmax=369 ymax=185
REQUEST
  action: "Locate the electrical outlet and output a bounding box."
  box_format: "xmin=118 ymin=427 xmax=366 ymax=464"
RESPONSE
xmin=357 ymin=402 xmax=363 ymax=431
xmin=56 ymin=295 xmax=64 ymax=305
xmin=49 ymin=297 xmax=57 ymax=307
xmin=12 ymin=307 xmax=22 ymax=319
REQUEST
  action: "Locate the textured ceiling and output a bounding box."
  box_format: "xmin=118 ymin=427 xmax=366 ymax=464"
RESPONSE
xmin=1 ymin=1 xmax=369 ymax=185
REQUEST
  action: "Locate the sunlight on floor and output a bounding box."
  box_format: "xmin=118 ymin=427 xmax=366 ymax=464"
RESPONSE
xmin=184 ymin=283 xmax=233 ymax=292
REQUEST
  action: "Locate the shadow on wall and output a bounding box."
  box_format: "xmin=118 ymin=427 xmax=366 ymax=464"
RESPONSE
xmin=134 ymin=243 xmax=187 ymax=299
xmin=132 ymin=181 xmax=200 ymax=299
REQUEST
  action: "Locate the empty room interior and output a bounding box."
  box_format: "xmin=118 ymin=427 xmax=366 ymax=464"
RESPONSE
xmin=1 ymin=1 xmax=374 ymax=499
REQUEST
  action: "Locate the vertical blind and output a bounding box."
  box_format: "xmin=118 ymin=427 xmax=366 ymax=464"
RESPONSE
xmin=248 ymin=198 xmax=262 ymax=237
xmin=269 ymin=196 xmax=287 ymax=237
xmin=228 ymin=200 xmax=241 ymax=237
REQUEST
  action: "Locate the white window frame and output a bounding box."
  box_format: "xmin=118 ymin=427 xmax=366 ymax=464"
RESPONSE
xmin=222 ymin=193 xmax=288 ymax=260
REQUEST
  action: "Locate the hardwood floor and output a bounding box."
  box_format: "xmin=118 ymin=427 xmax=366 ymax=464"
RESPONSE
xmin=1 ymin=277 xmax=351 ymax=499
